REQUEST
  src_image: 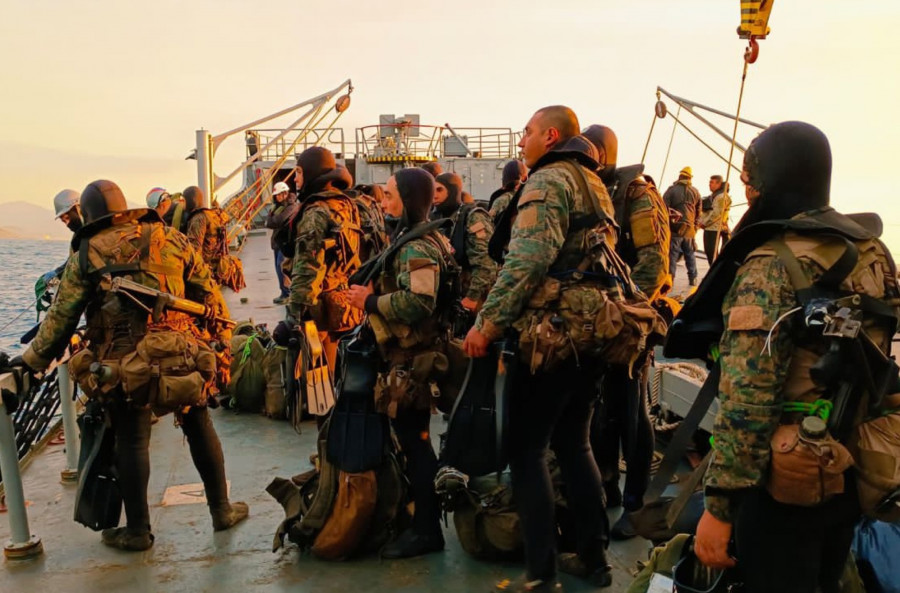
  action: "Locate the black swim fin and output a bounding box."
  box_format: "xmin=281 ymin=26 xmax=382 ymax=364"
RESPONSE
xmin=74 ymin=400 xmax=122 ymax=531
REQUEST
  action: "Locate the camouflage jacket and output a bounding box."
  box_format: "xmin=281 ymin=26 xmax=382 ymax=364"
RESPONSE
xmin=489 ymin=190 xmax=515 ymax=223
xmin=23 ymin=215 xmax=222 ymax=371
xmin=186 ymin=208 xmax=229 ymax=265
xmin=446 ymin=205 xmax=497 ymax=302
xmin=704 ymin=230 xmax=899 ymax=521
xmin=616 ymin=176 xmax=670 ymax=298
xmin=289 ymin=192 xmax=361 ymax=313
xmin=475 ymin=158 xmax=614 ymax=341
xmin=372 ymin=230 xmax=452 ymax=349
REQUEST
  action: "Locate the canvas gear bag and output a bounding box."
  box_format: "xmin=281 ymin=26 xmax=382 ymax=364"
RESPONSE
xmin=268 ymin=418 xmax=410 ymax=559
xmin=227 ymin=332 xmax=267 ymax=412
xmin=263 ymin=344 xmax=287 ymax=419
xmin=216 ymin=254 xmax=246 ymax=292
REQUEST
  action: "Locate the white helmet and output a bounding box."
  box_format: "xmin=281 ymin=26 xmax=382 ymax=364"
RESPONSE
xmin=146 ymin=187 xmax=170 ymax=208
xmin=273 ymin=181 xmax=290 ymax=196
xmin=53 ymin=189 xmax=81 ymax=218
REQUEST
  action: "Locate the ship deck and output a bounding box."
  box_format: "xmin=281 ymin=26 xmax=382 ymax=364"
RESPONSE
xmin=0 ymin=229 xmax=709 ymax=592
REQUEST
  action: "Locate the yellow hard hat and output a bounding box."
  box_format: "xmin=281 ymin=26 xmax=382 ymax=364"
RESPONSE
xmin=679 ymin=167 xmax=693 ymax=178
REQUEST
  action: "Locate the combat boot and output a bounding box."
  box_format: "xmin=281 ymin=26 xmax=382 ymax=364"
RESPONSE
xmin=210 ymin=501 xmax=249 ymax=531
xmin=101 ymin=527 xmax=154 ymax=551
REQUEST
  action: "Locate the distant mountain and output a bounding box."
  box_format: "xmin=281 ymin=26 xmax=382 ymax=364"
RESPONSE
xmin=0 ymin=201 xmax=69 ymax=240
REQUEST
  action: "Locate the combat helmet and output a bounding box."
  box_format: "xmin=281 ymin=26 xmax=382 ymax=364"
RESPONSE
xmin=80 ymin=180 xmax=128 ymax=225
xmin=53 ymin=189 xmax=81 ymax=219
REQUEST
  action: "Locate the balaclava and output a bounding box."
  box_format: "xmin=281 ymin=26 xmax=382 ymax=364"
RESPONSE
xmin=434 ymin=172 xmax=463 ymax=217
xmin=581 ymin=124 xmax=618 ymax=186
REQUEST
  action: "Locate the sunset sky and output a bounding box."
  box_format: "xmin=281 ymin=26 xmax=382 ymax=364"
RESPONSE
xmin=1 ymin=1 xmax=898 ymax=247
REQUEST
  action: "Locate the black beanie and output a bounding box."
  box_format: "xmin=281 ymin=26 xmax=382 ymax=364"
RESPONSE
xmin=395 ymin=168 xmax=434 ymax=226
xmin=296 ymin=146 xmax=337 ymax=193
xmin=435 ymin=172 xmax=463 ymax=216
xmin=582 ymin=124 xmax=618 ymax=183
xmin=501 ymin=160 xmax=526 ymax=190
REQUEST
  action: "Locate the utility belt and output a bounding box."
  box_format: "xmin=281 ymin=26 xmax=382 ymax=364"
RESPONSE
xmin=68 ymin=329 xmax=216 ymax=415
xmin=513 ymin=273 xmax=666 ymax=375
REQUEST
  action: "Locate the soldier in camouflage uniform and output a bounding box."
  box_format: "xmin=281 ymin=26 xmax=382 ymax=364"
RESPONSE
xmin=464 ymin=106 xmax=615 ymax=592
xmin=288 ymin=147 xmax=362 ymax=373
xmin=13 ymin=180 xmax=248 ymax=551
xmin=488 ymin=159 xmax=527 ymax=224
xmin=432 ymin=172 xmax=498 ymax=316
xmin=674 ymin=122 xmax=900 ymax=593
xmin=350 ymin=182 xmax=389 ymax=262
xmin=184 ymin=186 xmax=230 ymax=275
xmin=348 ymin=168 xmax=453 ymax=559
xmin=582 ymin=125 xmax=670 ymax=540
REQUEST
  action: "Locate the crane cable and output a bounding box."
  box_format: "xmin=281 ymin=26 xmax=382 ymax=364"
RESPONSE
xmin=713 ymin=37 xmax=759 ymax=260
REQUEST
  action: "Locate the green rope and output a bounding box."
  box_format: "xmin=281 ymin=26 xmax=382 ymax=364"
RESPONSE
xmin=782 ymin=399 xmax=833 ymax=421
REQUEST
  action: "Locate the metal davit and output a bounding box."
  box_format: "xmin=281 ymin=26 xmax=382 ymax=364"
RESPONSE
xmin=194 ymin=79 xmax=355 ymax=244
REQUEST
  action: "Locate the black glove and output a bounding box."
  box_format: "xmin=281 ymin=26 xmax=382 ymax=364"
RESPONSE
xmin=2 ymin=354 xmax=34 ymax=408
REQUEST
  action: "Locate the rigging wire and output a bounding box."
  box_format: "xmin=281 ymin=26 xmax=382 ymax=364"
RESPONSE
xmin=0 ymin=296 xmax=40 ymax=335
xmin=659 ymin=104 xmax=681 ymax=184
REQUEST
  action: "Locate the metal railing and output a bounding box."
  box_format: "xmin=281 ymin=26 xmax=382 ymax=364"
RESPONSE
xmin=355 ymin=124 xmax=520 ymax=162
xmin=246 ymin=128 xmax=347 ymax=161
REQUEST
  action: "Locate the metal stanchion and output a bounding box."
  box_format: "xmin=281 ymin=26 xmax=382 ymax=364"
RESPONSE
xmin=0 ymin=371 xmax=43 ymax=559
xmin=57 ymin=363 xmax=79 ymax=483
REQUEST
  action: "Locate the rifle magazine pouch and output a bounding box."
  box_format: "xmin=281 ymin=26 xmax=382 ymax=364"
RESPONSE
xmin=852 ymin=394 xmax=900 ymax=521
xmin=515 ymin=310 xmax=572 ymax=374
xmin=630 ymin=203 xmax=661 ymax=249
xmin=767 ymin=424 xmax=853 ymax=507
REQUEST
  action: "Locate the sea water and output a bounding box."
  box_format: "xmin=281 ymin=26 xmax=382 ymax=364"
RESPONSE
xmin=0 ymin=239 xmax=70 ymax=355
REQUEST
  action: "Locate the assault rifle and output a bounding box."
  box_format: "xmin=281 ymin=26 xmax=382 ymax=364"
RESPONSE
xmin=100 ymin=276 xmax=236 ymax=328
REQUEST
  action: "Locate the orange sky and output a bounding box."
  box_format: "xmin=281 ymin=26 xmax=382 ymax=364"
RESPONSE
xmin=1 ymin=1 xmax=899 ymax=247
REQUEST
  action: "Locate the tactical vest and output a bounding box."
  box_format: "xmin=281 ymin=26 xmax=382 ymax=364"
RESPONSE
xmin=616 ymin=178 xmax=670 ymax=268
xmin=748 ymin=231 xmax=898 ymax=410
xmin=303 ymin=193 xmax=362 ymax=292
xmin=351 ymin=193 xmax=387 ymax=263
xmin=447 ymin=203 xmax=489 ymax=270
xmin=187 ymin=208 xmax=229 ymax=264
xmin=371 ymin=231 xmax=457 ymax=351
xmin=78 ymin=220 xmax=186 ymax=359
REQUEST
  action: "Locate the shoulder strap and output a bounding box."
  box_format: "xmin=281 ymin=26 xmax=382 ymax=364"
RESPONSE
xmin=557 ymin=160 xmax=613 ymax=231
xmin=770 ymin=234 xmax=859 ymax=306
xmin=350 ymin=219 xmax=451 ymax=286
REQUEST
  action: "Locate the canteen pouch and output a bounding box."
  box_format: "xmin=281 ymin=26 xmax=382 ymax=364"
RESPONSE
xmin=767 ymin=423 xmax=854 ymax=507
xmin=851 ymin=394 xmax=900 ymax=521
xmin=69 ymin=348 xmax=100 ymax=398
xmin=597 ymin=298 xmax=667 ymax=373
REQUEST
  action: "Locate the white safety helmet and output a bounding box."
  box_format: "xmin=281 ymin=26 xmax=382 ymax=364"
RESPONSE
xmin=53 ymin=189 xmax=81 ymax=218
xmin=273 ymin=181 xmax=290 ymax=196
xmin=146 ymin=187 xmax=171 ymax=208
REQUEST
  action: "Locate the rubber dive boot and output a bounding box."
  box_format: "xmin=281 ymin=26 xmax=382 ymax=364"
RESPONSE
xmin=381 ymin=527 xmax=444 ymax=559
xmin=493 ymin=575 xmax=562 ymax=592
xmin=101 ymin=527 xmax=154 ymax=551
xmin=558 ymin=552 xmax=613 ymax=588
xmin=610 ymin=510 xmax=638 ymax=540
xmin=602 ymin=480 xmax=622 ymax=509
xmin=211 ymin=501 xmax=249 ymax=531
